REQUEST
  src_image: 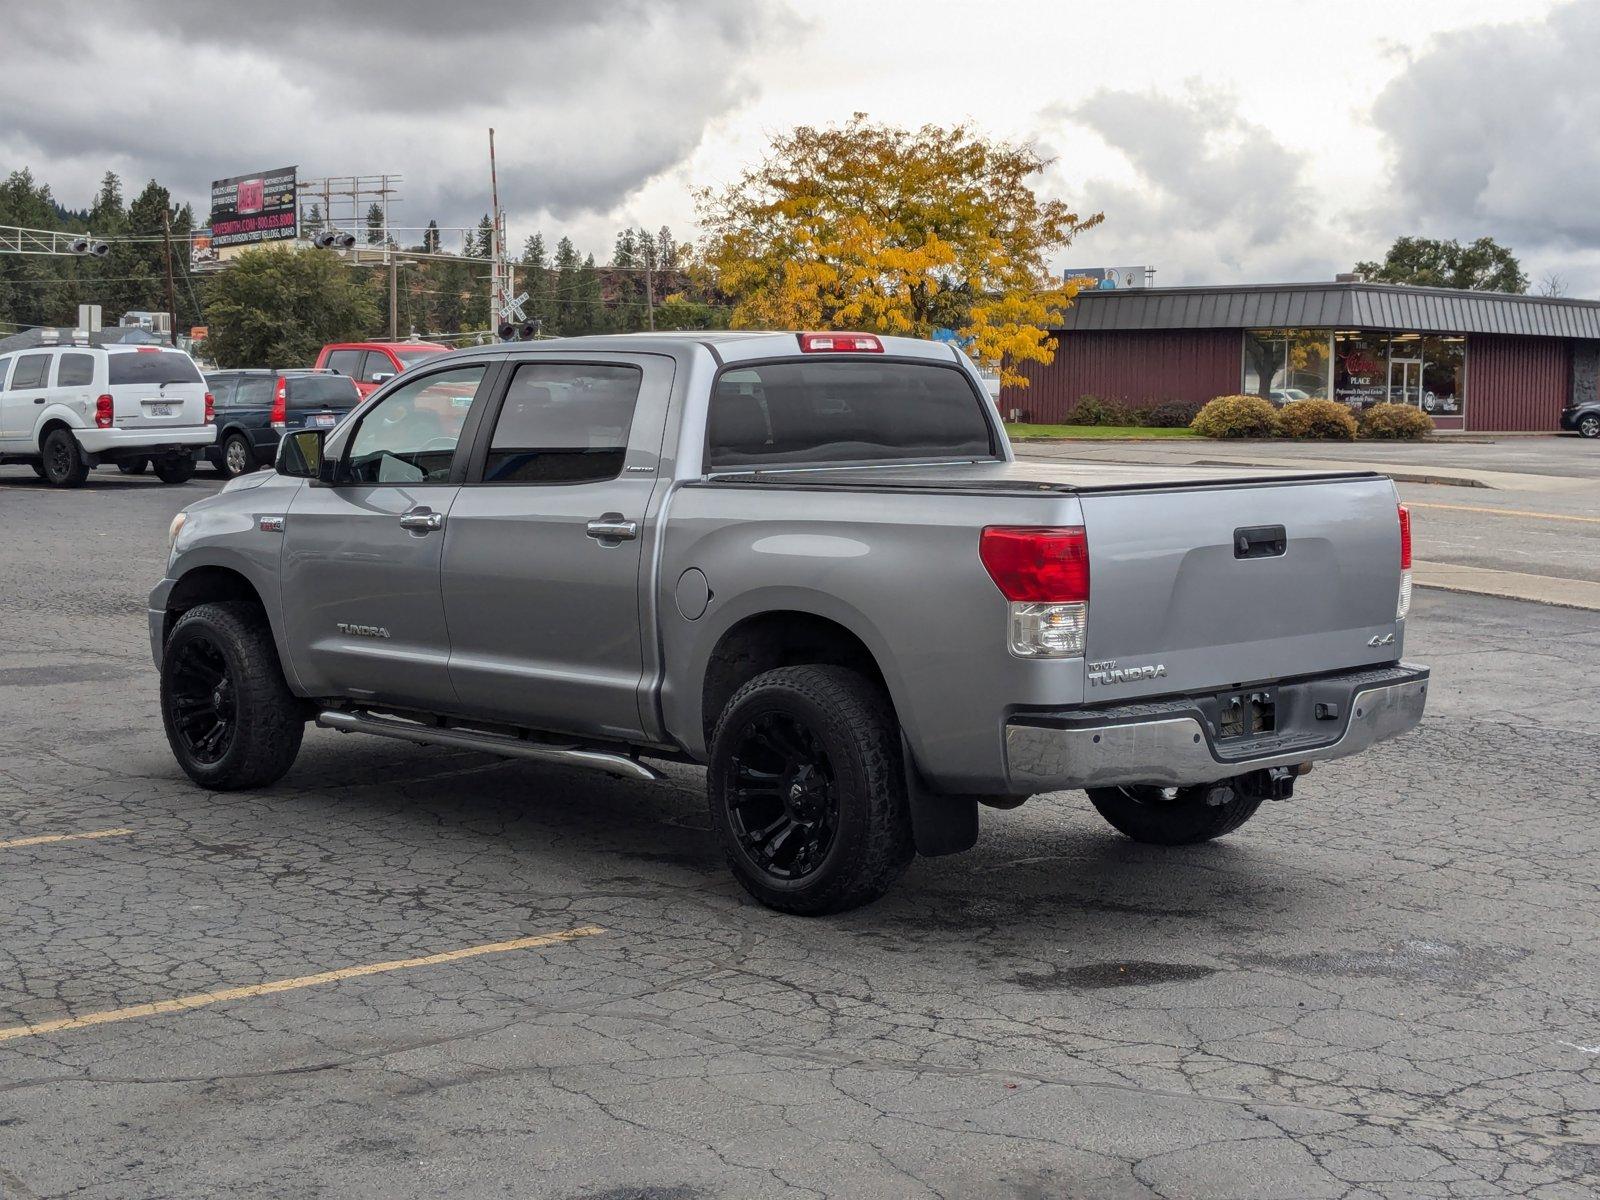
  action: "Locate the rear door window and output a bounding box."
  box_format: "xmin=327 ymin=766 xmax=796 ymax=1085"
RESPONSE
xmin=706 ymin=359 xmax=995 ymax=468
xmin=481 ymin=363 xmax=642 ymax=484
xmin=324 ymin=349 xmax=363 ymax=377
xmin=360 ymin=351 xmax=398 ymax=383
xmin=108 ymin=350 xmax=203 ymax=386
xmin=207 ymin=374 xmax=239 ymax=407
xmin=11 ymin=353 xmax=51 ymax=390
xmin=57 ymin=353 xmax=95 ymax=387
xmin=235 ymin=376 xmax=274 ymax=408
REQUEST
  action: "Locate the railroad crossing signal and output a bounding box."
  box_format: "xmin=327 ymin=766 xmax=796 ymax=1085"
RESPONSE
xmin=499 ymin=291 xmax=528 ymax=323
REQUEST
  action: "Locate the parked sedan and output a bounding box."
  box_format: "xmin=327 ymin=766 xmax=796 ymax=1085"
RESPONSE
xmin=203 ymin=370 xmax=361 ymax=477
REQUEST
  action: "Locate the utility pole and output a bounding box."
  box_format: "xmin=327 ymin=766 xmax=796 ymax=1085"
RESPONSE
xmin=388 ymin=252 xmax=399 ymax=339
xmin=488 ymin=127 xmax=503 ymax=335
xmin=643 ymin=243 xmax=655 ymax=331
xmin=160 ymin=207 xmax=180 ymax=344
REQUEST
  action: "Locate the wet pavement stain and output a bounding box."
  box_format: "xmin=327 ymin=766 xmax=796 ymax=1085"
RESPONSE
xmin=1008 ymin=961 xmax=1220 ymax=990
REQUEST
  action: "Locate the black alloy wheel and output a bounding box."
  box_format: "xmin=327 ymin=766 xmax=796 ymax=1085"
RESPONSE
xmin=42 ymin=428 xmax=89 ymax=487
xmin=726 ymin=712 xmax=841 ymax=881
xmin=166 ymin=633 xmax=238 ymax=766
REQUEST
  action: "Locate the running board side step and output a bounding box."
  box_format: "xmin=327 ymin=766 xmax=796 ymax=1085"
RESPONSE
xmin=315 ymin=709 xmax=665 ymax=782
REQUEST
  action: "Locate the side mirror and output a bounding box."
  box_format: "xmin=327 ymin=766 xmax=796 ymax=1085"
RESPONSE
xmin=369 ymin=372 xmax=394 ymax=384
xmin=276 ymin=428 xmax=327 ymax=480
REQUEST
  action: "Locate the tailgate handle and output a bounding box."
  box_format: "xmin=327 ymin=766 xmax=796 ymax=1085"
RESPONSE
xmin=1234 ymin=525 xmax=1287 ymax=559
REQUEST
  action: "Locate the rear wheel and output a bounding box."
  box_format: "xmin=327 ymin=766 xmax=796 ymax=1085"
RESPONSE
xmin=1580 ymin=414 xmax=1600 ymax=439
xmin=153 ymin=454 xmax=196 ymax=484
xmin=1087 ymin=782 xmax=1263 ymax=845
xmin=41 ymin=428 xmax=89 ymax=487
xmin=28 ymin=461 xmax=47 ymax=479
xmin=117 ymin=457 xmax=149 ymax=475
xmin=160 ymin=601 xmax=304 ymax=790
xmin=708 ymin=664 xmax=914 ymax=915
xmin=219 ymin=432 xmax=254 ymax=478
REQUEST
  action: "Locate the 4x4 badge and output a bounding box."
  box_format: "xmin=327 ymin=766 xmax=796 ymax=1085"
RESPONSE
xmin=1368 ymin=633 xmax=1396 ymax=646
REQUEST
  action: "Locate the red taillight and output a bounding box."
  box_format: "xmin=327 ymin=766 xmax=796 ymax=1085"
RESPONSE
xmin=798 ymin=332 xmax=883 ymax=353
xmin=1397 ymin=503 xmax=1412 ymax=570
xmin=980 ymin=527 xmax=1090 ymax=602
xmin=95 ymin=394 xmax=114 ymax=428
xmin=269 ymin=377 xmax=288 ymax=428
xmin=203 ymin=392 xmax=215 ymax=423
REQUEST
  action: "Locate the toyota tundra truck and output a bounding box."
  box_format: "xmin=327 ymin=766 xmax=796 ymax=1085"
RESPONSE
xmin=150 ymin=332 xmax=1428 ymax=914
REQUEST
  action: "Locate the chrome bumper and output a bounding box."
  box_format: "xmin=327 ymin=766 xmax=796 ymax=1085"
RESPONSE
xmin=1005 ymin=665 xmax=1429 ymax=792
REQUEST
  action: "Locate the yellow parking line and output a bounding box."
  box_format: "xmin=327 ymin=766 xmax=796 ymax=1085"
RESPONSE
xmin=0 ymin=827 xmax=133 ymax=851
xmin=1408 ymin=501 xmax=1600 ymax=525
xmin=0 ymin=925 xmax=606 ymax=1044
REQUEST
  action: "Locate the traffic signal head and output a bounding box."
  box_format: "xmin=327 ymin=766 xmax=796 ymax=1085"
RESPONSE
xmin=497 ymin=322 xmax=516 ymax=341
xmin=89 ymin=240 xmax=110 ymax=257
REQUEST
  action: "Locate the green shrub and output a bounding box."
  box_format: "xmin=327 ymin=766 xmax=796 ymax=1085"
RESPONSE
xmin=1190 ymin=394 xmax=1278 ymax=438
xmin=1274 ymin=399 xmax=1358 ymax=440
xmin=1064 ymin=395 xmax=1138 ymax=426
xmin=1142 ymin=400 xmax=1205 ymax=428
xmin=1359 ymin=403 xmax=1434 ymax=440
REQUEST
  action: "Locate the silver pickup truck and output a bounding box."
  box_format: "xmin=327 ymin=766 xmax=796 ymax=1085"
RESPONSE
xmin=150 ymin=331 xmax=1428 ymax=914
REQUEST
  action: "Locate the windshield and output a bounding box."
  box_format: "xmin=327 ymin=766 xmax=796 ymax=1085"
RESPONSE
xmin=108 ymin=350 xmax=203 ymax=386
xmin=706 ymin=359 xmax=996 ymax=469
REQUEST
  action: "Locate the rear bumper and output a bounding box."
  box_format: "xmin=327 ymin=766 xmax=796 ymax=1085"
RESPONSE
xmin=1005 ymin=663 xmax=1429 ymax=792
xmin=77 ymin=426 xmax=217 ymax=454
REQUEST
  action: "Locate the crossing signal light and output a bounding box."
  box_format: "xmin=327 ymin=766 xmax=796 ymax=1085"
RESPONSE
xmin=69 ymin=237 xmax=110 ymax=257
xmin=312 ymin=229 xmax=357 ymax=250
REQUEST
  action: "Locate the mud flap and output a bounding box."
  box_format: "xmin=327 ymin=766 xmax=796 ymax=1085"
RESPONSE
xmin=902 ymin=735 xmax=980 ymax=857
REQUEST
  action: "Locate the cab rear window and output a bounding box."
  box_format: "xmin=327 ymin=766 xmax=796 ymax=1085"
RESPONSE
xmin=286 ymin=375 xmax=361 ymax=406
xmin=707 ymin=360 xmax=996 ymax=469
xmin=108 ymin=351 xmax=203 ymax=386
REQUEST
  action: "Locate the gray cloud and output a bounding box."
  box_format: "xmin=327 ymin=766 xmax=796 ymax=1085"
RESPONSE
xmin=0 ymin=1 xmax=793 ymax=246
xmin=1043 ymin=85 xmax=1336 ymax=284
xmin=1369 ymin=1 xmax=1600 ymax=252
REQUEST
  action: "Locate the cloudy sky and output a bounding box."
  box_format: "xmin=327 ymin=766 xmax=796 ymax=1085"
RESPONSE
xmin=5 ymin=0 xmax=1596 ymax=293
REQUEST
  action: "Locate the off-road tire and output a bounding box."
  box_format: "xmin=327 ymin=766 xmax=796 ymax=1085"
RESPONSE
xmin=708 ymin=665 xmax=914 ymax=915
xmin=41 ymin=428 xmax=90 ymax=487
xmin=117 ymin=457 xmax=149 ymax=475
xmin=1087 ymin=783 xmax=1263 ymax=845
xmin=153 ymin=455 xmax=196 ymax=484
xmin=161 ymin=601 xmax=304 ymax=790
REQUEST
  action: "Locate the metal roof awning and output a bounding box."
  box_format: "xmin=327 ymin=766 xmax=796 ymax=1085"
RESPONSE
xmin=1057 ymin=282 xmax=1600 ymax=339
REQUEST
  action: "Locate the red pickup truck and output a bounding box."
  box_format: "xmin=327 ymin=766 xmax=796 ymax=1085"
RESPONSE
xmin=313 ymin=341 xmax=450 ymax=398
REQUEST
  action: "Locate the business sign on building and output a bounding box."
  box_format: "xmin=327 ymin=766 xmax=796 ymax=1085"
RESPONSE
xmin=209 ymin=166 xmax=298 ymax=248
xmin=1063 ymin=266 xmax=1154 ymax=290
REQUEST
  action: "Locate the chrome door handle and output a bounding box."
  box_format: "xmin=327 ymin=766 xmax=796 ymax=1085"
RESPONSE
xmin=586 ymin=515 xmax=638 ymax=541
xmin=399 ymin=507 xmax=444 ymax=532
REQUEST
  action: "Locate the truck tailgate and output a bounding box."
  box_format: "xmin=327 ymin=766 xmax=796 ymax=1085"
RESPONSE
xmin=1079 ymin=476 xmax=1403 ymax=700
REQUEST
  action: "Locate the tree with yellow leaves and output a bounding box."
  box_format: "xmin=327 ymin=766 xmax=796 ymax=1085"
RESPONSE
xmin=696 ymin=115 xmax=1102 ymax=386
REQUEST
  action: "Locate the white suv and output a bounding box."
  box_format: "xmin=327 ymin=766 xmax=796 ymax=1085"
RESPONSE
xmin=0 ymin=343 xmax=216 ymax=486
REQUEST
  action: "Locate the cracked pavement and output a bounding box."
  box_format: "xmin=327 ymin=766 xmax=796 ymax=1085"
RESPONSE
xmin=1 ymin=465 xmax=1598 ymax=1199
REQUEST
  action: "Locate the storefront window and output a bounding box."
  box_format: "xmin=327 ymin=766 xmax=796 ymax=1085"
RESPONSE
xmin=1333 ymin=332 xmax=1390 ymax=409
xmin=1421 ymin=336 xmax=1465 ymax=415
xmin=1243 ymin=330 xmax=1331 ymax=402
xmin=1255 ymin=330 xmax=1467 ymax=417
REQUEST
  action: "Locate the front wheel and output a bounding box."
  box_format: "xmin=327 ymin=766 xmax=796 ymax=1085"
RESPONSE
xmin=708 ymin=664 xmax=914 ymax=915
xmin=41 ymin=428 xmax=90 ymax=487
xmin=1579 ymin=414 xmax=1600 ymax=439
xmin=161 ymin=601 xmax=304 ymax=790
xmin=153 ymin=454 xmax=196 ymax=484
xmin=1086 ymin=782 xmax=1263 ymax=845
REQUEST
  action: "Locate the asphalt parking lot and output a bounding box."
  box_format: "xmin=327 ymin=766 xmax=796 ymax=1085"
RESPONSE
xmin=2 ymin=463 xmax=1598 ymax=1199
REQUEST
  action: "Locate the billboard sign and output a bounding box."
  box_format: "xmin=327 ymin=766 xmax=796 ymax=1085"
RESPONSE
xmin=209 ymin=166 xmax=298 ymax=248
xmin=1063 ymin=266 xmax=1153 ymax=290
